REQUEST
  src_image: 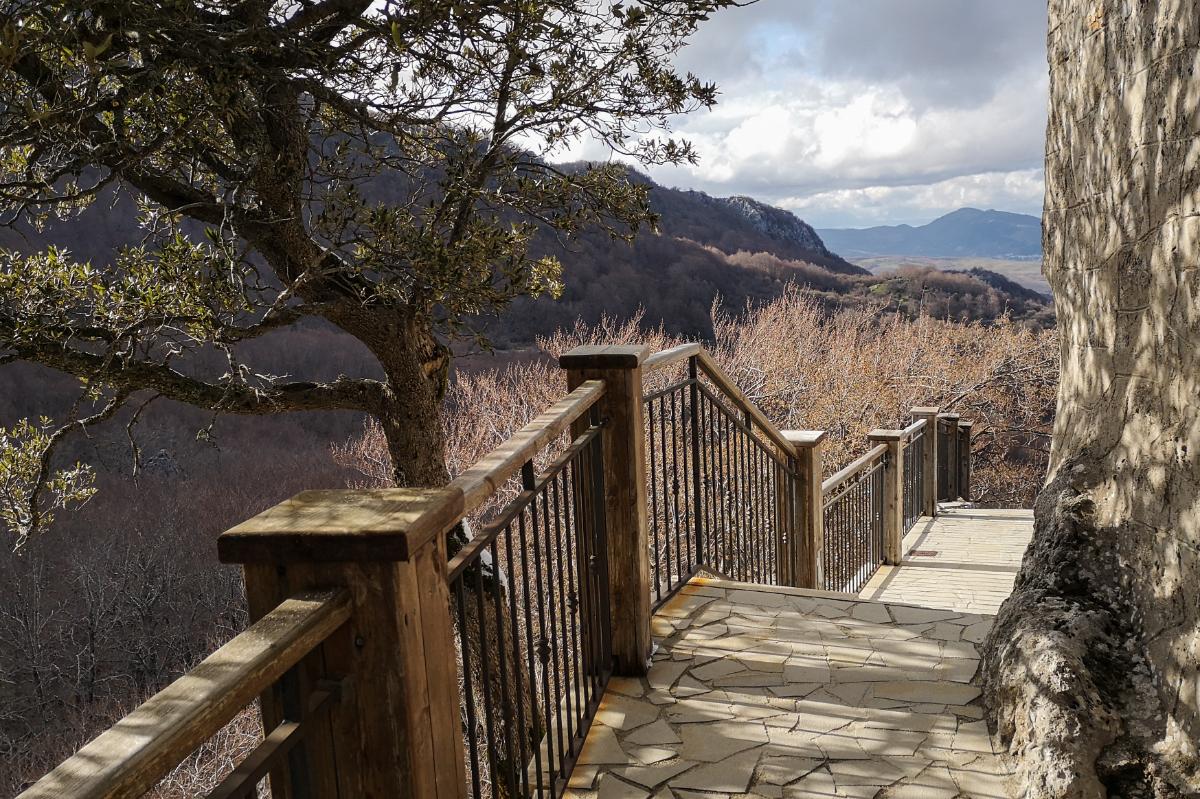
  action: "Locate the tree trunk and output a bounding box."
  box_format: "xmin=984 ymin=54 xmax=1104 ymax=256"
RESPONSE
xmin=328 ymin=305 xmax=452 ymax=488
xmin=350 ymin=308 xmax=536 ymax=794
xmin=981 ymin=3 xmax=1200 ymax=797
xmin=375 ymin=314 xmax=452 ymax=488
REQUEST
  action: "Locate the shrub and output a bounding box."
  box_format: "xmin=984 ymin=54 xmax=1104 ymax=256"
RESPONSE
xmin=343 ymin=290 xmax=1057 ymax=507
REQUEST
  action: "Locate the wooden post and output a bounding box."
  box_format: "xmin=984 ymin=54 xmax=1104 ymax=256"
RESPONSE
xmin=218 ymin=489 xmax=468 ymax=799
xmin=781 ymin=431 xmax=826 ymax=590
xmin=938 ymin=412 xmax=961 ymax=501
xmin=868 ymin=429 xmax=905 ymax=566
xmin=560 ymin=345 xmax=652 ymax=676
xmin=958 ymin=421 xmax=973 ymax=502
xmin=911 ymin=406 xmax=940 ymax=517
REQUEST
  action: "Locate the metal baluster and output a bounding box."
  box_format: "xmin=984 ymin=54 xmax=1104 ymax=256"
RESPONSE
xmin=688 ymin=358 xmax=704 ymax=574
xmin=471 ymin=547 xmax=501 ymax=794
xmin=589 ymin=426 xmax=613 ymax=671
xmin=487 ymin=539 xmax=520 ymax=799
xmin=662 ymin=391 xmax=672 ymax=597
xmin=720 ymin=407 xmax=733 ymax=576
xmin=501 ymin=523 xmax=533 ymax=797
xmin=558 ymin=469 xmax=584 ymax=745
xmin=549 ymin=472 xmax=577 ymax=760
xmin=678 ymin=385 xmax=692 ymax=577
xmin=646 ymin=397 xmax=661 ymax=603
xmin=696 ymin=373 xmax=711 ymax=570
xmin=670 ymin=389 xmax=683 ymax=592
xmin=734 ymin=410 xmax=744 ymax=578
xmin=455 ymin=579 xmax=482 ymax=799
xmin=515 ymin=506 xmax=546 ymax=796
xmin=524 ymin=466 xmax=559 ymax=790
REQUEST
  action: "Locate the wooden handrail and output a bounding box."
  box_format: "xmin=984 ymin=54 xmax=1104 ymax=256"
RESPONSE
xmin=642 ymin=342 xmax=701 ymax=373
xmin=18 ymin=590 xmax=352 ymax=799
xmin=641 ymin=344 xmax=797 ymax=456
xmin=219 ymin=379 xmax=606 ymax=563
xmin=435 ymin=378 xmax=605 ymax=532
xmin=821 ymin=443 xmax=888 ymax=496
xmin=900 ymin=417 xmax=927 ymax=439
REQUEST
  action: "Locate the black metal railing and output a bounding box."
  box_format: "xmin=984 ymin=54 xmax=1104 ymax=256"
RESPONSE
xmin=643 ymin=369 xmax=702 ymax=604
xmin=903 ymin=428 xmax=925 ymax=535
xmin=643 ymin=356 xmax=794 ymax=607
xmin=821 ymin=454 xmax=886 ymax=593
xmin=447 ymin=421 xmax=611 ymax=799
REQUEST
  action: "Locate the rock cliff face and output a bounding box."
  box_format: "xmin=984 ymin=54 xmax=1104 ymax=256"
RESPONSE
xmin=982 ymin=2 xmax=1200 ymax=797
xmin=715 ymin=195 xmax=834 ymax=256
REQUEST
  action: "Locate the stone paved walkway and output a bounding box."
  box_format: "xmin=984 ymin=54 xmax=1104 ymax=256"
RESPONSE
xmin=860 ymin=506 xmax=1033 ymax=615
xmin=566 ymin=507 xmax=1035 ymax=798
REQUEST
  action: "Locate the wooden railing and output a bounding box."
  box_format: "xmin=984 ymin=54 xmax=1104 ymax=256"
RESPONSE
xmin=821 ymin=442 xmax=889 ymax=592
xmin=815 ymin=407 xmax=971 ymax=592
xmin=20 ymin=342 xmax=973 ymax=799
xmin=638 ymin=346 xmax=800 ymax=605
xmin=19 ymin=590 xmax=351 ymax=799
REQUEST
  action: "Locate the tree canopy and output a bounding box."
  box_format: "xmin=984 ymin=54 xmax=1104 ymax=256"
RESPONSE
xmin=0 ymin=0 xmax=747 ymax=544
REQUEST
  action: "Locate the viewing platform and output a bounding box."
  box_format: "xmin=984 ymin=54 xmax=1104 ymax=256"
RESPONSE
xmin=19 ymin=344 xmax=1025 ymax=799
xmin=565 ymin=506 xmax=1033 ymax=798
xmin=861 ymin=506 xmax=1033 ymax=615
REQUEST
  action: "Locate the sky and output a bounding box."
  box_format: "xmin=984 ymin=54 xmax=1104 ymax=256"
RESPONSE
xmin=571 ymin=1 xmax=1049 ymax=229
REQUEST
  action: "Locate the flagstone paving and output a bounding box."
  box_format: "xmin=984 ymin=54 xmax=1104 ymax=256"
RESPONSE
xmin=566 ymin=579 xmax=1015 ymax=798
xmin=565 ymin=506 xmax=1034 ymax=798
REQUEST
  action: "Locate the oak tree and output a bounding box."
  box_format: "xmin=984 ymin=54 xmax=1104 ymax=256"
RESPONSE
xmin=0 ymin=0 xmax=744 ymax=543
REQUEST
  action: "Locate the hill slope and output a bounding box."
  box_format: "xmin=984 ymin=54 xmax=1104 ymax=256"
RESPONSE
xmin=817 ymin=208 xmax=1042 ymax=259
xmin=0 ymin=179 xmax=1049 ymax=350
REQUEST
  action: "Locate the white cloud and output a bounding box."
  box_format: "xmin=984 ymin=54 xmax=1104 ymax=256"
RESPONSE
xmin=564 ymin=0 xmax=1050 ymax=228
xmin=782 ymin=169 xmax=1046 ymax=228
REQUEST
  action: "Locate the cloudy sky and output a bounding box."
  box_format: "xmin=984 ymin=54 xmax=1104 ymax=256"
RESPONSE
xmin=578 ymin=1 xmax=1049 ymax=229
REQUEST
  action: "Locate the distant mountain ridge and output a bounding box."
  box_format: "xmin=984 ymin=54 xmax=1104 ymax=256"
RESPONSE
xmin=817 ymin=208 xmax=1042 ymax=259
xmin=0 ymin=176 xmax=1050 ymax=349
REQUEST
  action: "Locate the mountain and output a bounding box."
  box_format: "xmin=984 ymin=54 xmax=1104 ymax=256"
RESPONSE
xmin=655 ymin=191 xmax=857 ymax=273
xmin=0 ymin=178 xmax=1049 ymax=351
xmin=817 ymin=208 xmax=1042 ymax=259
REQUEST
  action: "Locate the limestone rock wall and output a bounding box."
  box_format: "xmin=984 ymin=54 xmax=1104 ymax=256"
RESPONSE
xmin=1010 ymin=0 xmax=1200 ymax=791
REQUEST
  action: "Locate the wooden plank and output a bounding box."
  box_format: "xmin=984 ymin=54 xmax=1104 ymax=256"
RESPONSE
xmin=219 ymin=380 xmax=605 ymax=564
xmin=241 ymin=553 xmax=467 ymax=799
xmin=642 ymin=342 xmax=702 ymax=373
xmin=695 ymin=351 xmax=797 ymax=457
xmin=442 ymin=379 xmax=605 ymax=520
xmin=958 ymin=421 xmax=974 ymax=501
xmin=559 ymin=345 xmax=645 ymax=369
xmin=900 ymin=417 xmax=927 ymax=439
xmin=413 ymin=534 xmax=469 ymax=797
xmin=219 ymin=488 xmax=454 ymax=564
xmin=821 ymin=443 xmax=889 ymax=496
xmin=17 ymin=591 xmax=351 ymax=799
xmin=939 ymin=413 xmax=961 ymax=500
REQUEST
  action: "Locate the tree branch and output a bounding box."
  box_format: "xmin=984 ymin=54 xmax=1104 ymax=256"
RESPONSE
xmin=26 ymin=390 xmax=129 ymax=536
xmin=13 ymin=342 xmax=385 ymax=415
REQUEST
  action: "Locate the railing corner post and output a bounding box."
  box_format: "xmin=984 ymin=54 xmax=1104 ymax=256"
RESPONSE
xmin=911 ymin=406 xmax=940 ymax=517
xmin=560 ymin=344 xmax=652 ymax=676
xmin=782 ymin=430 xmax=826 ymax=590
xmin=218 ymin=490 xmax=468 ymax=798
xmin=958 ymin=420 xmax=974 ymax=502
xmin=867 ymin=429 xmax=905 ymax=566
